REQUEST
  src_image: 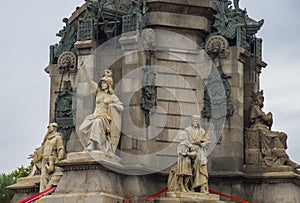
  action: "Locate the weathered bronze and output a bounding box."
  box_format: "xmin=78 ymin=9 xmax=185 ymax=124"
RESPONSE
xmin=54 ymin=80 xmax=76 ymax=151
xmin=212 ymin=0 xmax=264 ymax=53
xmin=50 ymin=18 xmax=77 ymax=64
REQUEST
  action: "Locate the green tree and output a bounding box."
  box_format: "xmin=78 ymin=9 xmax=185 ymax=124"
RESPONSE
xmin=0 ymin=163 xmax=33 ymax=203
xmin=10 ymin=163 xmax=33 ymax=179
xmin=0 ymin=173 xmax=16 ymax=203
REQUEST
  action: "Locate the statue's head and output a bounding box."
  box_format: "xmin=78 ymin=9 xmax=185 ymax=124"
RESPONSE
xmin=99 ymin=71 xmax=114 ymax=94
xmin=252 ymin=90 xmax=264 ymax=107
xmin=47 ymin=123 xmax=59 ymax=133
xmin=191 ymin=115 xmax=201 ymax=127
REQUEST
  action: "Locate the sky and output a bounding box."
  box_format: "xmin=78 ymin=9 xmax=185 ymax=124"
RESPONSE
xmin=0 ymin=0 xmax=299 ymax=173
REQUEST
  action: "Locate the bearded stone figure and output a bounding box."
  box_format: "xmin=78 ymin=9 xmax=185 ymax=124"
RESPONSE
xmin=250 ymin=90 xmax=299 ymax=168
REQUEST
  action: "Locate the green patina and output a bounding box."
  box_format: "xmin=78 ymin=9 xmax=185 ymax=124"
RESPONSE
xmin=212 ymin=0 xmax=264 ymax=53
xmin=54 ymin=80 xmax=76 ymax=151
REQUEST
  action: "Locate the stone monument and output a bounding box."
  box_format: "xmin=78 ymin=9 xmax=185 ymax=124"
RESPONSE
xmin=8 ymin=0 xmax=300 ymax=203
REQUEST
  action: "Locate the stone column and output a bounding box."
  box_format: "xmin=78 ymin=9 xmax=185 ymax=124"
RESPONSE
xmin=64 ymin=40 xmax=96 ymax=152
xmin=207 ymin=46 xmax=246 ymax=172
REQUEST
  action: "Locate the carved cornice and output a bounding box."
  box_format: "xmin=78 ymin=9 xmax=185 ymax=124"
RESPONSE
xmin=209 ymin=170 xmax=300 ymax=185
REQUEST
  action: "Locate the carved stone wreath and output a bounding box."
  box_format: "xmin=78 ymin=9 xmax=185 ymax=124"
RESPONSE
xmin=58 ymin=51 xmax=77 ymax=73
xmin=205 ymin=35 xmax=230 ymax=58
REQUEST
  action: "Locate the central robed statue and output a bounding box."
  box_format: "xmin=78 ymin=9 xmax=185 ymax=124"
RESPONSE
xmin=79 ymin=62 xmax=124 ymax=156
xmin=168 ymin=115 xmax=210 ymax=194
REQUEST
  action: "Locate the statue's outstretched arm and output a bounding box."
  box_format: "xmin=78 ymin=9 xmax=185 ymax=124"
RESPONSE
xmin=79 ymin=61 xmax=98 ymax=93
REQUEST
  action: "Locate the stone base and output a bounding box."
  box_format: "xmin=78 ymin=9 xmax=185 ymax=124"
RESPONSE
xmin=8 ymin=175 xmax=40 ymax=191
xmin=65 ymin=150 xmax=122 ymax=165
xmin=243 ymin=164 xmax=295 ymax=173
xmin=36 ymin=192 xmax=123 ymax=203
xmin=210 ymin=170 xmax=300 ymax=203
xmin=154 ymin=191 xmax=228 ymax=203
xmin=8 ymin=175 xmax=40 ymax=203
xmin=52 ymin=152 xmax=167 ymax=201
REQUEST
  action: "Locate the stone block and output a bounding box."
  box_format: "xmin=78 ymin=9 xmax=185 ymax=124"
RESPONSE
xmin=245 ymin=129 xmax=259 ymax=149
xmin=244 ymin=97 xmax=252 ymax=110
xmin=209 ymin=142 xmax=244 ymax=161
xmin=168 ymin=52 xmax=187 ymax=62
xmin=156 ymin=60 xmax=178 ymax=74
xmin=230 ymin=87 xmax=243 ymax=103
xmin=119 ymin=34 xmax=140 ymax=51
xmin=222 ymin=59 xmax=244 ymax=77
xmin=223 ymin=114 xmax=244 ymax=130
xmin=120 ymin=134 xmax=136 ymax=150
xmin=175 ymin=88 xmax=198 ymax=103
xmin=157 ymin=87 xmax=176 ymax=101
xmin=228 ymin=73 xmax=243 ymax=88
xmin=147 ymin=12 xmax=211 ymax=33
xmin=154 ymin=192 xmax=221 ymax=203
xmin=244 ymin=83 xmax=258 ymax=98
xmin=177 ymin=62 xmax=198 ymax=76
xmin=121 ymin=78 xmax=140 ymax=93
xmin=156 ymin=73 xmax=177 ymax=87
xmin=63 ymin=195 xmax=84 ymax=203
xmin=220 ymin=128 xmax=244 ymax=144
xmin=155 ymin=141 xmax=177 ymax=156
xmin=157 ymin=101 xmax=169 ymax=113
xmin=67 ymin=132 xmax=85 ymax=153
xmin=153 ymin=114 xmax=191 ymax=129
xmin=156 ymin=128 xmax=180 ymax=142
xmin=75 ymin=83 xmax=89 ymax=97
xmin=121 ymin=91 xmax=140 ymax=106
xmin=168 ymin=101 xmax=181 ymax=115
xmin=244 ymin=70 xmax=256 ymax=84
xmin=208 ymin=156 xmax=244 ymax=171
xmin=147 ymin=0 xmax=218 ymax=11
xmin=157 ymin=60 xmax=202 ymax=77
xmin=157 ymin=101 xmax=201 ymax=117
xmin=124 ymin=51 xmax=139 ymax=64
xmin=166 ymin=115 xmax=177 ymax=128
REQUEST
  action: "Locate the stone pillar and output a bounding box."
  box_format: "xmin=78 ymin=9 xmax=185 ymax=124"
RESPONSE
xmin=243 ymin=55 xmax=267 ymax=128
xmin=207 ymin=46 xmax=247 ymax=173
xmin=64 ymin=40 xmax=97 ymax=152
xmin=44 ymin=62 xmax=77 ymax=124
xmin=117 ymin=0 xmax=218 ymax=172
xmin=119 ymin=33 xmax=146 ymax=156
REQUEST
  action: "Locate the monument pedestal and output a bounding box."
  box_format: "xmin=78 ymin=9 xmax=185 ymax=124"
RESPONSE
xmin=8 ymin=175 xmax=40 ymax=203
xmin=36 ymin=152 xmax=167 ymax=203
xmin=154 ymin=192 xmax=229 ymax=203
xmin=36 ymin=192 xmax=123 ymax=203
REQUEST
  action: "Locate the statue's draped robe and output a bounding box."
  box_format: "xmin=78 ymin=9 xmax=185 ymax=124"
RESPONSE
xmin=185 ymin=126 xmax=209 ymax=191
xmin=176 ymin=140 xmax=192 ymax=176
xmin=35 ymin=132 xmax=64 ymax=192
xmin=79 ymin=80 xmax=123 ymax=152
xmin=250 ymin=104 xmax=288 ymax=166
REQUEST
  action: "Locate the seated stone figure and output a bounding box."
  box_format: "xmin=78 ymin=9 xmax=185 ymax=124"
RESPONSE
xmin=249 ymin=90 xmax=299 ymax=168
xmin=79 ymin=62 xmax=124 ymax=156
